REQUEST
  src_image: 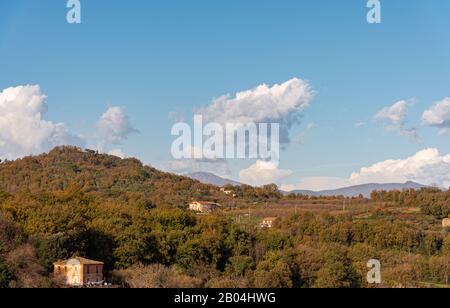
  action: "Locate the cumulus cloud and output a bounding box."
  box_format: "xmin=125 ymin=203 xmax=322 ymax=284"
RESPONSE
xmin=239 ymin=160 xmax=293 ymax=186
xmin=374 ymin=100 xmax=420 ymax=142
xmin=349 ymin=148 xmax=450 ymax=187
xmin=198 ymin=78 xmax=314 ymax=144
xmin=96 ymin=106 xmax=138 ymax=145
xmin=0 ymin=85 xmax=84 ymax=160
xmin=282 ymin=148 xmax=450 ymax=191
xmin=422 ymin=98 xmax=450 ymax=129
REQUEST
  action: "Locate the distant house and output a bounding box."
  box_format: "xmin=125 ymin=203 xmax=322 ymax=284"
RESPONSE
xmin=53 ymin=257 xmax=104 ymax=287
xmin=443 ymin=218 xmax=450 ymax=229
xmin=220 ymin=188 xmax=236 ymax=197
xmin=259 ymin=217 xmax=278 ymax=229
xmin=189 ymin=201 xmax=221 ymax=214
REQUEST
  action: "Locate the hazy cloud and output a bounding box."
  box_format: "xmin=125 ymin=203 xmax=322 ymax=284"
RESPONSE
xmin=97 ymin=106 xmax=138 ymax=145
xmin=374 ymin=100 xmax=410 ymax=124
xmin=374 ymin=100 xmax=420 ymax=142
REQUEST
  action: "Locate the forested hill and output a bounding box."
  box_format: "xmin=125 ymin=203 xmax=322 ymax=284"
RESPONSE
xmin=0 ymin=146 xmax=223 ymax=208
xmin=0 ymin=146 xmax=282 ymax=209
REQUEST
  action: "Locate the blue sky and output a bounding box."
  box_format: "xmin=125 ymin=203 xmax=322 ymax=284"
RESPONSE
xmin=1 ymin=0 xmax=450 ymax=190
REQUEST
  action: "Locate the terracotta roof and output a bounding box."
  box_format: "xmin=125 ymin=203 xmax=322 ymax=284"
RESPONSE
xmin=53 ymin=257 xmax=104 ymax=266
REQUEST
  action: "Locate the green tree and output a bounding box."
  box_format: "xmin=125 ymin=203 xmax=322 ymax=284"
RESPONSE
xmin=253 ymin=252 xmax=293 ymax=288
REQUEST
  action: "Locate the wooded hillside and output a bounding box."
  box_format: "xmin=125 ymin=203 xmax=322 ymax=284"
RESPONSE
xmin=0 ymin=147 xmax=448 ymax=288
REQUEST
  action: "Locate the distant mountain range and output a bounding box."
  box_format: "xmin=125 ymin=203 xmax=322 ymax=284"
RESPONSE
xmin=288 ymin=181 xmax=427 ymax=198
xmin=186 ymin=172 xmax=241 ymax=187
xmin=186 ymin=172 xmax=428 ymax=197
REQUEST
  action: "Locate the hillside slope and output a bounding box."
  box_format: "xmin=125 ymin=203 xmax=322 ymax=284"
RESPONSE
xmin=0 ymin=146 xmax=223 ymax=208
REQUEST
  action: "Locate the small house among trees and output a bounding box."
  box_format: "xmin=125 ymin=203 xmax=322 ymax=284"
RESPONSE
xmin=259 ymin=217 xmax=278 ymax=229
xmin=53 ymin=257 xmax=104 ymax=287
xmin=189 ymin=201 xmax=221 ymax=214
xmin=443 ymin=218 xmax=450 ymax=229
xmin=220 ymin=188 xmax=237 ymax=197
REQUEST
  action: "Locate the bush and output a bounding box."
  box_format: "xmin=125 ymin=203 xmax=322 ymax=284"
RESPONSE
xmin=114 ymin=264 xmax=201 ymax=288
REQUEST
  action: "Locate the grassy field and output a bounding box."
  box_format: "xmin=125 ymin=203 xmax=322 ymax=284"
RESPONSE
xmin=220 ymin=198 xmax=445 ymax=234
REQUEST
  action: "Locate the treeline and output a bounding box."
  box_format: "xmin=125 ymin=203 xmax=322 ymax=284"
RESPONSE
xmin=0 ymin=188 xmax=449 ymax=288
xmin=371 ymin=188 xmax=450 ymax=219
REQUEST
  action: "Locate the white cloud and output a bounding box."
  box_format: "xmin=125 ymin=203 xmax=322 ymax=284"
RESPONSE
xmin=349 ymin=148 xmax=450 ymax=187
xmin=0 ymin=85 xmax=84 ymax=160
xmin=97 ymin=106 xmax=137 ymax=145
xmin=422 ymin=98 xmax=450 ymax=128
xmin=199 ymin=78 xmax=314 ymax=144
xmin=374 ymin=100 xmax=410 ymax=124
xmin=282 ymin=148 xmax=450 ymax=191
xmin=239 ymin=160 xmax=293 ymax=186
xmin=374 ymin=99 xmax=420 ymax=142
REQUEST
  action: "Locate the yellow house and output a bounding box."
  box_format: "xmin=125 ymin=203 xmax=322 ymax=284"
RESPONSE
xmin=54 ymin=257 xmax=104 ymax=287
xmin=443 ymin=218 xmax=450 ymax=229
